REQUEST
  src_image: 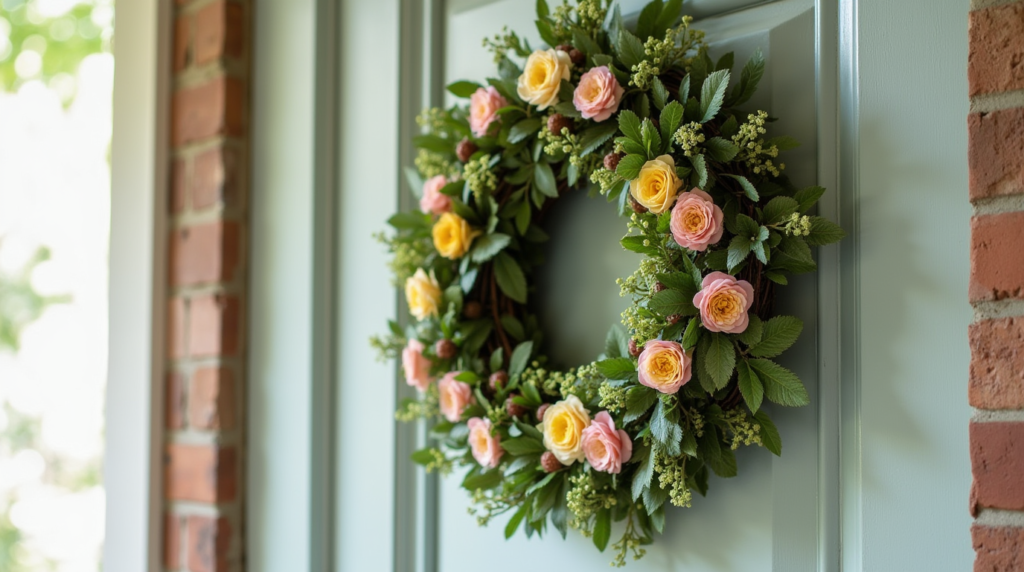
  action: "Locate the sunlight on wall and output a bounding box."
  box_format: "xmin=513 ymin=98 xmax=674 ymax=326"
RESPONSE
xmin=0 ymin=0 xmax=112 ymax=570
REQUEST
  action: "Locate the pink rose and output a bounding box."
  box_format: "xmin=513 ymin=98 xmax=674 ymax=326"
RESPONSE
xmin=637 ymin=339 xmax=691 ymax=394
xmin=581 ymin=411 xmax=632 ymax=473
xmin=469 ymin=86 xmax=508 ymax=137
xmin=468 ymin=417 xmax=504 ymax=468
xmin=670 ymin=189 xmax=724 ymax=251
xmin=692 ymin=272 xmax=755 ymax=334
xmin=401 ymin=339 xmax=433 ymax=392
xmin=572 ymin=66 xmax=624 ymax=122
xmin=419 ymin=175 xmax=452 ymax=215
xmin=438 ymin=371 xmax=474 ymax=423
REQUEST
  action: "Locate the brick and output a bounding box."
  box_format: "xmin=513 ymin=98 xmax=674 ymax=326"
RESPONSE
xmin=973 ymin=525 xmax=1024 ymax=572
xmin=188 ymin=294 xmax=242 ymax=358
xmin=969 ymin=2 xmax=1024 ymax=97
xmin=194 ymin=1 xmax=246 ymax=65
xmin=189 ymin=367 xmax=236 ymax=430
xmin=970 ymin=212 xmax=1024 ymax=302
xmin=174 ymin=15 xmax=191 ymax=72
xmin=167 ymin=370 xmax=186 ymax=430
xmin=970 ymin=317 xmax=1024 ymax=409
xmin=186 ymin=516 xmax=231 ymax=572
xmin=192 ymin=145 xmax=239 ymax=210
xmin=165 ymin=513 xmax=183 ymax=569
xmin=171 ymin=157 xmax=188 ymax=214
xmin=172 ymin=77 xmax=246 ymax=146
xmin=969 ymin=108 xmax=1024 ymax=201
xmin=970 ymin=422 xmax=1024 ymax=511
xmin=169 ymin=220 xmax=241 ymax=286
xmin=168 ymin=297 xmax=187 ymax=360
xmin=165 ymin=444 xmax=238 ymax=503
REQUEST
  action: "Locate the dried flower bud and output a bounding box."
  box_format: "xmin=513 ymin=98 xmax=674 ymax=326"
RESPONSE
xmin=547 ymin=113 xmax=573 ymax=136
xmin=456 ymin=138 xmax=478 ymax=163
xmin=555 ymin=44 xmax=573 ymax=54
xmin=541 ymin=451 xmax=563 ymax=473
xmin=653 ymin=282 xmax=666 ymax=293
xmin=506 ymin=396 xmax=527 ymax=418
xmin=666 ymin=314 xmax=682 ymax=325
xmin=489 ymin=370 xmax=509 ymax=392
xmin=435 ymin=339 xmax=457 ymax=359
xmin=463 ymin=301 xmax=483 ymax=320
xmin=536 ymin=403 xmax=550 ymax=422
xmin=604 ymin=152 xmax=622 ymax=171
xmin=630 ymin=196 xmax=648 ymax=214
xmin=628 ymin=339 xmax=643 ymax=357
xmin=568 ymin=48 xmax=585 ymax=66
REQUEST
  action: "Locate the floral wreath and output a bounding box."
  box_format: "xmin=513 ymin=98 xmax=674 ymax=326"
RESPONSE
xmin=371 ymin=0 xmax=845 ymax=565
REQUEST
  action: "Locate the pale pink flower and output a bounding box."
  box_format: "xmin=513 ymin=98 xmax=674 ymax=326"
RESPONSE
xmin=692 ymin=272 xmax=755 ymax=334
xmin=637 ymin=339 xmax=691 ymax=394
xmin=572 ymin=66 xmax=624 ymax=122
xmin=419 ymin=175 xmax=452 ymax=215
xmin=438 ymin=371 xmax=474 ymax=423
xmin=581 ymin=411 xmax=633 ymax=474
xmin=468 ymin=417 xmax=504 ymax=468
xmin=401 ymin=339 xmax=433 ymax=392
xmin=670 ymin=188 xmax=724 ymax=251
xmin=469 ymin=86 xmax=508 ymax=137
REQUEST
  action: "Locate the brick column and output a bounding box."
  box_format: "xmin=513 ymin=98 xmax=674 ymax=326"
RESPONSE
xmin=968 ymin=1 xmax=1024 ymax=569
xmin=164 ymin=1 xmax=250 ymax=571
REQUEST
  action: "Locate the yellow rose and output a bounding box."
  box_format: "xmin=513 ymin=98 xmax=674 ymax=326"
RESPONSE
xmin=629 ymin=154 xmax=684 ymax=214
xmin=432 ymin=212 xmax=481 ymax=259
xmin=517 ymin=49 xmax=572 ymax=110
xmin=541 ymin=395 xmax=591 ymax=465
xmin=405 ymin=268 xmax=442 ymax=321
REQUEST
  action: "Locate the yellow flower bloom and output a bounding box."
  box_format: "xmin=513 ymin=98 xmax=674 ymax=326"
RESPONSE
xmin=629 ymin=154 xmax=683 ymax=214
xmin=517 ymin=49 xmax=572 ymax=110
xmin=432 ymin=212 xmax=480 ymax=259
xmin=541 ymin=395 xmax=591 ymax=465
xmin=404 ymin=268 xmax=442 ymax=321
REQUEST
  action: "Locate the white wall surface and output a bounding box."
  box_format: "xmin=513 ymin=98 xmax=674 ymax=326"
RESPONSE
xmin=853 ymin=0 xmax=973 ymax=568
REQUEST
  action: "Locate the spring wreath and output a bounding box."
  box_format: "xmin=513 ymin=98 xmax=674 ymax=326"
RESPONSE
xmin=371 ymin=0 xmax=845 ymax=565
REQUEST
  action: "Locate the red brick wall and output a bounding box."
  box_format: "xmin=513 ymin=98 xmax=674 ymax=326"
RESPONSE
xmin=968 ymin=1 xmax=1024 ymax=569
xmin=164 ymin=1 xmax=250 ymax=570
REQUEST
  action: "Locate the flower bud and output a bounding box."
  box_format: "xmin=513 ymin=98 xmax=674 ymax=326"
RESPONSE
xmin=435 ymin=339 xmax=457 ymax=359
xmin=666 ymin=314 xmax=682 ymax=325
xmin=547 ymin=113 xmax=573 ymax=136
xmin=536 ymin=403 xmax=550 ymax=422
xmin=604 ymin=152 xmax=622 ymax=171
xmin=628 ymin=339 xmax=643 ymax=358
xmin=653 ymin=282 xmax=666 ymax=293
xmin=506 ymin=395 xmax=527 ymax=418
xmin=555 ymin=44 xmax=573 ymax=53
xmin=489 ymin=370 xmax=509 ymax=392
xmin=541 ymin=451 xmax=564 ymax=473
xmin=630 ymin=196 xmax=649 ymax=214
xmin=456 ymin=138 xmax=478 ymax=163
xmin=463 ymin=301 xmax=483 ymax=320
xmin=568 ymin=48 xmax=585 ymax=66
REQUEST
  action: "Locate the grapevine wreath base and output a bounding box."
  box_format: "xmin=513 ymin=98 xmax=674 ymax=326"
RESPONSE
xmin=371 ymin=0 xmax=844 ymax=565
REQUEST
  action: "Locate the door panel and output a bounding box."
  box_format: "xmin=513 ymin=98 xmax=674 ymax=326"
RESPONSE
xmin=437 ymin=1 xmax=821 ymax=571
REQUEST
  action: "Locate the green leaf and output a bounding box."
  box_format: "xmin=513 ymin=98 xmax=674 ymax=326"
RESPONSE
xmin=708 ymin=442 xmax=738 ymax=477
xmin=501 ymin=315 xmax=526 ymax=340
xmin=716 ymin=52 xmax=735 ymax=72
xmin=411 ymin=448 xmax=436 ymax=465
xmin=648 ymin=288 xmax=697 ymax=317
xmin=509 ymin=340 xmax=535 ymax=380
xmin=558 ymin=79 xmax=575 ymax=104
xmin=705 ymin=332 xmax=736 ymax=389
xmin=615 ymin=136 xmax=646 ymax=156
xmin=515 ymin=199 xmax=531 ymax=235
xmin=490 ymin=348 xmax=505 ymax=372
xmin=595 ymin=357 xmax=636 ymax=380
xmin=755 ymin=410 xmax=782 ymax=456
xmin=635 ymin=0 xmax=662 ymax=39
xmin=659 ymin=100 xmax=684 ymax=145
xmin=502 ymin=437 xmax=546 ymax=455
xmin=606 ymin=324 xmax=630 ymax=359
xmin=805 ymin=216 xmax=847 ymax=246
xmin=699 ymin=69 xmax=731 ymax=123
xmin=724 ymin=173 xmax=759 ymax=201
xmin=470 ymin=232 xmax=511 ymax=263
xmin=620 ymin=235 xmax=659 ymax=255
xmin=682 ymin=317 xmax=700 ymax=349
xmin=578 ymin=121 xmax=620 ymax=156
xmin=387 ymin=212 xmax=430 ymax=230
xmin=737 ymin=360 xmax=764 ymax=412
xmin=463 ymin=469 xmax=503 ymax=490
xmin=509 ymin=117 xmax=542 ymax=143
xmin=536 ymin=0 xmax=549 ymax=17
xmin=766 ymin=271 xmax=788 ymax=285
xmin=736 ymin=314 xmax=763 ymax=346
xmin=749 ymin=316 xmax=803 ymax=358
xmin=766 ymin=135 xmax=801 ymax=151
xmin=571 ymin=27 xmax=601 ymax=58
xmin=618 ymin=110 xmax=643 ymax=144
xmin=413 ymin=134 xmax=453 ymax=154
xmin=624 ymin=386 xmax=658 ymax=423
xmin=642 ymin=481 xmax=670 ymax=514
xmin=794 ymin=185 xmax=826 ymax=213
xmin=615 ymin=153 xmax=646 ymax=180
xmin=654 ymin=0 xmax=684 ymax=35
xmin=447 ymin=80 xmax=482 ymax=98
xmin=651 ymin=76 xmax=668 ymax=110
xmin=494 ymin=252 xmax=528 ymax=303
xmin=729 ymin=48 xmax=765 ymax=106
xmin=641 ymin=118 xmax=662 ymax=157
xmin=678 ymin=74 xmax=691 ymax=104
xmin=655 ymin=271 xmax=694 ymax=291
xmin=535 ymin=19 xmax=559 ymax=48
xmin=749 ymin=359 xmax=810 ymax=407
xmin=727 ymin=235 xmax=752 ymax=271
xmin=694 ymin=332 xmax=715 ymax=392
xmin=762 ymin=196 xmax=799 ymax=225
xmin=505 ymin=504 xmax=529 ymax=539
xmin=533 ymin=161 xmax=558 ymax=198
xmin=631 ymin=446 xmax=656 ymax=500
xmin=593 ymin=508 xmax=612 ymax=551
xmin=774 ymin=235 xmax=817 ymax=274
xmin=615 ymin=28 xmax=646 ymax=69
xmin=704 ymin=137 xmax=739 ymax=162
xmin=688 ymin=154 xmax=707 ymax=188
